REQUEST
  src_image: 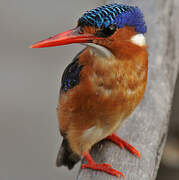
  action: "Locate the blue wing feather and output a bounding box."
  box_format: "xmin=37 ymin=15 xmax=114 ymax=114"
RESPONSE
xmin=60 ymin=49 xmax=85 ymax=93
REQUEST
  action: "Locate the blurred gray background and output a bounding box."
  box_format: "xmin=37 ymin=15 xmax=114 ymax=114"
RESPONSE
xmin=0 ymin=0 xmax=178 ymax=180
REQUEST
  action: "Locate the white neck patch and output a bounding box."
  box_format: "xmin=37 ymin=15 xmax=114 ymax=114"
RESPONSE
xmin=131 ymin=34 xmax=146 ymax=47
xmin=83 ymin=43 xmax=113 ymax=59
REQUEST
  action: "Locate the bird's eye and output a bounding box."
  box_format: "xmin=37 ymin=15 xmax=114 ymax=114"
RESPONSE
xmin=79 ymin=26 xmax=84 ymax=34
xmin=96 ymin=24 xmax=117 ymax=37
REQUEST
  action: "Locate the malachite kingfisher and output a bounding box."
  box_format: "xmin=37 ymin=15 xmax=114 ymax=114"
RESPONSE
xmin=31 ymin=3 xmax=148 ymax=178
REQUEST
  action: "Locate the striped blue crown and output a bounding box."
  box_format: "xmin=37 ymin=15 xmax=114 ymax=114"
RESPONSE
xmin=78 ymin=4 xmax=147 ymax=34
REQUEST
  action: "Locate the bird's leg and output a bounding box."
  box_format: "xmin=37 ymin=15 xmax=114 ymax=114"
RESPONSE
xmin=106 ymin=133 xmax=140 ymax=158
xmin=81 ymin=152 xmax=125 ymax=178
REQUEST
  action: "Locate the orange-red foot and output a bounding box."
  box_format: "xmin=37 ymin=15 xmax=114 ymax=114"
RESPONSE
xmin=106 ymin=133 xmax=140 ymax=158
xmin=81 ymin=152 xmax=125 ymax=178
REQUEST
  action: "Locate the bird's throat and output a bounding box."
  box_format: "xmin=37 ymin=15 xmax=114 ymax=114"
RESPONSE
xmin=83 ymin=43 xmax=113 ymax=59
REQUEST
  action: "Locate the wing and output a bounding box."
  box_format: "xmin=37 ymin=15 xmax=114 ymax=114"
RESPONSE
xmin=60 ymin=49 xmax=85 ymax=93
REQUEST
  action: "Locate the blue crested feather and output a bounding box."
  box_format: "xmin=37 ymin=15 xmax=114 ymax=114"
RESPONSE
xmin=78 ymin=4 xmax=147 ymax=34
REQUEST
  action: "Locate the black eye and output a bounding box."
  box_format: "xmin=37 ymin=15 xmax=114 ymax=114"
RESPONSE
xmin=96 ymin=24 xmax=117 ymax=37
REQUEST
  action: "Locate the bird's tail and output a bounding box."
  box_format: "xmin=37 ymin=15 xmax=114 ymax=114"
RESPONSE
xmin=56 ymin=138 xmax=81 ymax=170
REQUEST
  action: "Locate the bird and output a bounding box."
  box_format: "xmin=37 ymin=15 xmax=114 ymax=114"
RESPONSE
xmin=31 ymin=3 xmax=148 ymax=178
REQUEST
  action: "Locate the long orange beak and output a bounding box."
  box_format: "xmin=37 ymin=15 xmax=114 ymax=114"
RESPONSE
xmin=30 ymin=27 xmax=101 ymax=48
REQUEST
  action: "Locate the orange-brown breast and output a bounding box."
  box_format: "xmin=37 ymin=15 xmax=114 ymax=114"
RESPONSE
xmin=57 ymin=45 xmax=148 ymax=155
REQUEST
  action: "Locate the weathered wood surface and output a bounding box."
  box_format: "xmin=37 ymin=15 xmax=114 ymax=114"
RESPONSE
xmin=76 ymin=0 xmax=179 ymax=180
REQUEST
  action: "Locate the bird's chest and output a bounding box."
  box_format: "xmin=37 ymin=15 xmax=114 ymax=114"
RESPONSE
xmin=86 ymin=57 xmax=145 ymax=100
xmin=87 ymin=59 xmax=121 ymax=97
xmin=77 ymin=55 xmax=147 ymax=119
xmin=59 ymin=50 xmax=147 ymax=128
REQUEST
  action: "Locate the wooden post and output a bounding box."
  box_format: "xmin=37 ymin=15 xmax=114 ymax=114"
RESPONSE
xmin=76 ymin=0 xmax=179 ymax=179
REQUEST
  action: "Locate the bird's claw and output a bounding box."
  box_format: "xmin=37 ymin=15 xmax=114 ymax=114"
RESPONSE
xmin=106 ymin=133 xmax=141 ymax=158
xmin=81 ymin=163 xmax=125 ymax=178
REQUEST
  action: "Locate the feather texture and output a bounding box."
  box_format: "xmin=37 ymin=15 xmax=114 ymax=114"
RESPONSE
xmin=78 ymin=3 xmax=147 ymax=34
xmin=61 ymin=50 xmax=85 ymax=93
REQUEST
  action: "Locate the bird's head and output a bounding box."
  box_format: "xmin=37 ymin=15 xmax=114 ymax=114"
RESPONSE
xmin=31 ymin=4 xmax=147 ymax=58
